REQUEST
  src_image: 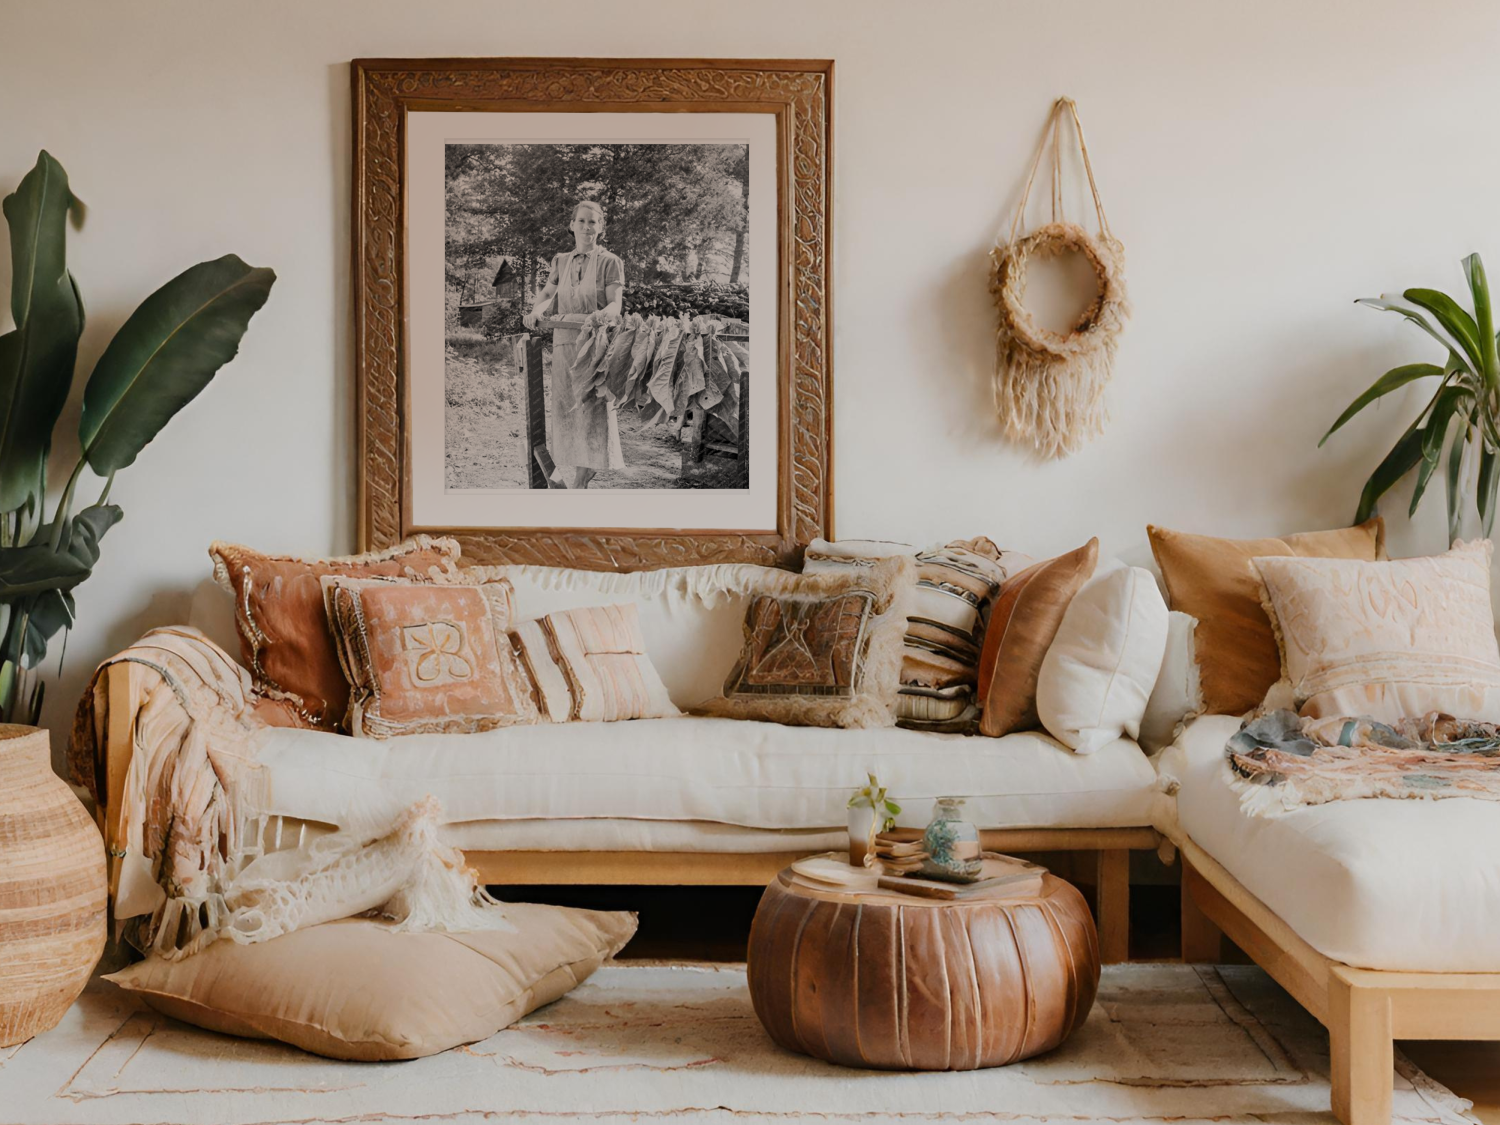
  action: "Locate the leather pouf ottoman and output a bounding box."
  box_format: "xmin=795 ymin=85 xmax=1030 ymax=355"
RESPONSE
xmin=747 ymin=869 xmax=1099 ymax=1070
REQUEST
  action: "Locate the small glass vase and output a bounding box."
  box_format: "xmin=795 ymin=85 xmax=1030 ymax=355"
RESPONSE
xmin=921 ymin=797 xmax=983 ymax=883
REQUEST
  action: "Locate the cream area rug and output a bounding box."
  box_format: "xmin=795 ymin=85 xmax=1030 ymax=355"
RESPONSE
xmin=1 ymin=963 xmax=1475 ymax=1125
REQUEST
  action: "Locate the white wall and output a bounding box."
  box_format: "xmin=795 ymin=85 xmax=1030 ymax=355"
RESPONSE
xmin=2 ymin=0 xmax=1496 ymax=750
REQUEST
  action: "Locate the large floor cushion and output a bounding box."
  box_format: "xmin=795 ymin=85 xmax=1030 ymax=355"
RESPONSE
xmin=1159 ymin=715 xmax=1500 ymax=972
xmin=224 ymin=717 xmax=1159 ymax=838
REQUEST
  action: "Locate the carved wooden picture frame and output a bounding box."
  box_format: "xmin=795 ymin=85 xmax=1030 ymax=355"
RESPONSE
xmin=351 ymin=58 xmax=833 ymax=570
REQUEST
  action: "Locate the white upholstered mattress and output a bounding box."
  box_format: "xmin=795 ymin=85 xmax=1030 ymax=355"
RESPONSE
xmin=1158 ymin=715 xmax=1500 ymax=972
xmin=221 ymin=716 xmax=1160 ymax=845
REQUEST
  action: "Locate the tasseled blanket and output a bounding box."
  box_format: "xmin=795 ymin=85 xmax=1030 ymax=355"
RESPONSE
xmin=1226 ymin=708 xmax=1500 ymax=816
xmin=70 ymin=627 xmax=512 ymax=961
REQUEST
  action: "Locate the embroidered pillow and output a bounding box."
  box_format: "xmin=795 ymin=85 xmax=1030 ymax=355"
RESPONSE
xmin=977 ymin=538 xmax=1099 ymax=738
xmin=510 ymin=603 xmax=679 ymax=723
xmin=699 ymin=555 xmax=916 ymax=729
xmin=323 ymin=574 xmax=539 ymax=738
xmin=210 ymin=537 xmax=461 ymax=730
xmin=1254 ymin=540 xmax=1500 ymax=723
xmin=804 ymin=538 xmax=1031 ymax=732
xmin=1147 ymin=519 xmax=1386 ymax=716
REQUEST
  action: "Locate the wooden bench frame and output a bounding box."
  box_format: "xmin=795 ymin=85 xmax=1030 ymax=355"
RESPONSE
xmin=100 ymin=662 xmax=1158 ymax=963
xmin=1178 ymin=835 xmax=1500 ymax=1125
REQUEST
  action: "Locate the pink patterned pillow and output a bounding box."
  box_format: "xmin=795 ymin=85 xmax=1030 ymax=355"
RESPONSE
xmin=510 ymin=604 xmax=679 ymax=723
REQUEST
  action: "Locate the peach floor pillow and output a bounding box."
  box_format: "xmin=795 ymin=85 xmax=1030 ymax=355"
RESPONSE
xmin=1147 ymin=518 xmax=1385 ymax=716
xmin=322 ymin=574 xmax=540 ymax=737
xmin=210 ymin=537 xmax=461 ymax=730
xmin=105 ymin=905 xmax=638 ymax=1061
xmin=977 ymin=538 xmax=1099 ymax=738
xmin=1254 ymin=539 xmax=1500 ymax=723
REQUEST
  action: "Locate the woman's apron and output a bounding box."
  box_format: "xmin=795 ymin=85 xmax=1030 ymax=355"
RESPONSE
xmin=550 ymin=250 xmax=621 ymax=472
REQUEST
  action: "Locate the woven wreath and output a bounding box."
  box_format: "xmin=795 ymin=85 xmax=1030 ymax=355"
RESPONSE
xmin=991 ymin=100 xmax=1129 ymax=460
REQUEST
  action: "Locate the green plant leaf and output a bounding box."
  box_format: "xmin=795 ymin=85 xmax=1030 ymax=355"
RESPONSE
xmin=1320 ymin=363 xmax=1443 ymax=446
xmin=1356 ymin=423 xmax=1426 ymax=524
xmin=1357 ymin=295 xmax=1473 ymax=370
xmin=1447 ymin=417 xmax=1471 ymax=544
xmin=1463 ymin=254 xmax=1500 ymax=392
xmin=58 ymin=503 xmax=121 ymax=568
xmin=1411 ymin=387 xmax=1469 ymax=516
xmin=79 ymin=254 xmax=275 ymax=474
xmin=1404 ymin=288 xmax=1483 ymax=373
xmin=0 ymin=151 xmax=84 ymax=513
xmin=1481 ymin=446 xmax=1500 ymax=537
xmin=0 ymin=542 xmax=90 ymax=598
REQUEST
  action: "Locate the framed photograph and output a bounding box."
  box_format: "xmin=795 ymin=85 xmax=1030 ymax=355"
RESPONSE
xmin=351 ymin=58 xmax=833 ymax=569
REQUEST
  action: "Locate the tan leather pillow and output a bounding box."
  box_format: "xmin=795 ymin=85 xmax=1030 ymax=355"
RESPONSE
xmin=323 ymin=574 xmax=541 ymax=737
xmin=104 ymin=904 xmax=637 ymax=1061
xmin=1147 ymin=518 xmax=1385 ymax=716
xmin=210 ymin=537 xmax=461 ymax=730
xmin=977 ymin=539 xmax=1099 ymax=738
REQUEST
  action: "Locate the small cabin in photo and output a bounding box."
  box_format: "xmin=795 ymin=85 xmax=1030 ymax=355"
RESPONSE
xmin=492 ymin=258 xmax=519 ymax=304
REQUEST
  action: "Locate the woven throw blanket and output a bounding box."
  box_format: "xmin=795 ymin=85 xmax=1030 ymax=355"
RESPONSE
xmin=70 ymin=627 xmax=512 ymax=960
xmin=1226 ymin=708 xmax=1500 ymax=816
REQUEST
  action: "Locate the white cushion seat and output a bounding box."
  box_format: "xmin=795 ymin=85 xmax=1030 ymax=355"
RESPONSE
xmin=1158 ymin=715 xmax=1500 ymax=972
xmin=224 ymin=717 xmax=1159 ymax=843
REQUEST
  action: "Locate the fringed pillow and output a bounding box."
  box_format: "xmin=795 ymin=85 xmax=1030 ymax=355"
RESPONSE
xmin=322 ymin=574 xmax=539 ymax=738
xmin=210 ymin=537 xmax=461 ymax=730
xmin=510 ymin=603 xmax=680 ymax=723
xmin=804 ymin=538 xmax=1030 ymax=732
xmin=698 ymin=554 xmax=916 ymax=729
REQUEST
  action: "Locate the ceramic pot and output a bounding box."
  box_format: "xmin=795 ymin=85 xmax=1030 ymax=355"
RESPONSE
xmin=921 ymin=796 xmax=983 ymax=882
xmin=0 ymin=725 xmax=107 ymax=1046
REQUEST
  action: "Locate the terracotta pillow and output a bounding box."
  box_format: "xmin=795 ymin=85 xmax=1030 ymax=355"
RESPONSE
xmin=210 ymin=537 xmax=461 ymax=730
xmin=1147 ymin=518 xmax=1385 ymax=716
xmin=697 ymin=555 xmax=916 ymax=729
xmin=105 ymin=905 xmax=637 ymax=1061
xmin=977 ymin=538 xmax=1099 ymax=738
xmin=1255 ymin=540 xmax=1500 ymax=722
xmin=323 ymin=574 xmax=540 ymax=738
xmin=510 ymin=603 xmax=679 ymax=723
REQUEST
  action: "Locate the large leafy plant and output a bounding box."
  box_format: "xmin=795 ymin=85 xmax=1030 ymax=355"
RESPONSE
xmin=1323 ymin=253 xmax=1500 ymax=543
xmin=0 ymin=151 xmax=274 ymax=724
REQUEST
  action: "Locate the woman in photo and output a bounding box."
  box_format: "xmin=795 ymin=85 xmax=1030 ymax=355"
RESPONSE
xmin=523 ymin=200 xmax=625 ymax=488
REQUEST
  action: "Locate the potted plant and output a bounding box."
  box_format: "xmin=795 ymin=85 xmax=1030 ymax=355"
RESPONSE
xmin=1323 ymin=253 xmax=1500 ymax=544
xmin=0 ymin=151 xmax=274 ymax=723
xmin=846 ymin=772 xmax=901 ymax=867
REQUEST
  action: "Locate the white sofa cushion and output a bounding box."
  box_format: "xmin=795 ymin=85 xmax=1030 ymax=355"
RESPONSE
xmin=1158 ymin=714 xmax=1500 ymax=972
xmin=225 ymin=717 xmax=1159 ymax=839
xmin=1035 ymin=565 xmax=1168 ymax=754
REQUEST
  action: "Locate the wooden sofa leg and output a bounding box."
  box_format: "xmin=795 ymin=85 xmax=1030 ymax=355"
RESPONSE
xmin=1095 ymin=849 xmax=1129 ymax=964
xmin=1328 ymin=969 xmax=1393 ymax=1125
xmin=1179 ymin=859 xmax=1224 ymax=963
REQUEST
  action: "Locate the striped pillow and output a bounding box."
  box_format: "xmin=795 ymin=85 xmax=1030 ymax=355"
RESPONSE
xmin=511 ymin=604 xmax=680 ymax=723
xmin=804 ymin=538 xmax=1031 ymax=732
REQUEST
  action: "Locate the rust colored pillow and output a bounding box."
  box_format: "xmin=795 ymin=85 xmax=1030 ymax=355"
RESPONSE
xmin=210 ymin=537 xmax=461 ymax=730
xmin=1147 ymin=518 xmax=1385 ymax=716
xmin=323 ymin=574 xmax=540 ymax=738
xmin=977 ymin=539 xmax=1099 ymax=738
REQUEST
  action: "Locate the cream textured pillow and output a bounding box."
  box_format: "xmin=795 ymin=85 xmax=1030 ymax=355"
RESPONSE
xmin=1137 ymin=611 xmax=1203 ymax=752
xmin=697 ymin=554 xmax=916 ymax=729
xmin=105 ymin=905 xmax=637 ymax=1061
xmin=510 ymin=603 xmax=679 ymax=722
xmin=1035 ymin=565 xmax=1169 ymax=753
xmin=1254 ymin=540 xmax=1500 ymax=722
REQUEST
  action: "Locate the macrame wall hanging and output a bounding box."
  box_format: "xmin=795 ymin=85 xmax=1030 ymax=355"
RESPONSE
xmin=990 ymin=97 xmax=1129 ymax=460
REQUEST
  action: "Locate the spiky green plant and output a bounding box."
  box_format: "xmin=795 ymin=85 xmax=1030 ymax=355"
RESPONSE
xmin=1323 ymin=253 xmax=1500 ymax=544
xmin=0 ymin=151 xmax=274 ymax=723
